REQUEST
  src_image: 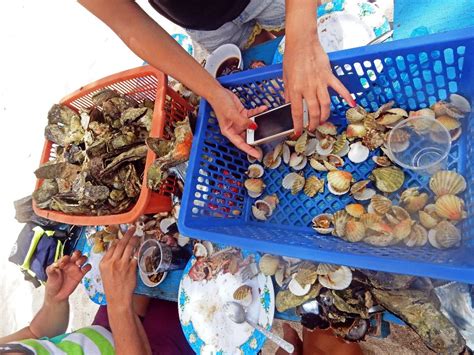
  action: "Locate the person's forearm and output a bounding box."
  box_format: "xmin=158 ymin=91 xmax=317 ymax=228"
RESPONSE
xmin=30 ymin=298 xmax=70 ymax=338
xmin=285 ymin=0 xmax=319 ymax=42
xmin=0 ymin=327 xmax=37 ymax=344
xmin=78 ymin=0 xmax=225 ymax=106
xmin=108 ymin=301 xmax=151 ymax=355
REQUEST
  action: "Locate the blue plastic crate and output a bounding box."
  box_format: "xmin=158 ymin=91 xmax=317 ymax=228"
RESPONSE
xmin=179 ymin=28 xmax=474 ymax=283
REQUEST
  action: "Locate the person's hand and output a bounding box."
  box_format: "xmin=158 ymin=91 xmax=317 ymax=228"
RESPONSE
xmin=284 ymin=18 xmax=355 ymax=135
xmin=45 ymin=251 xmax=92 ymax=303
xmin=210 ymin=88 xmax=267 ymax=160
xmin=99 ymin=226 xmax=139 ymax=307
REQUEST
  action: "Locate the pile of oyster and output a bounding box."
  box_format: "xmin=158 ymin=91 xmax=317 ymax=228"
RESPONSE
xmin=245 ymin=94 xmax=470 ymax=249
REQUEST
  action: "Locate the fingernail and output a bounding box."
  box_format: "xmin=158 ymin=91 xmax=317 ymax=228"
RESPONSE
xmin=249 ymin=122 xmax=258 ymax=130
xmin=350 ymin=99 xmax=357 ymax=107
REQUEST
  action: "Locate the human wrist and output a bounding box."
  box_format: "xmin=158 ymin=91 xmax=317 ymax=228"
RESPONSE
xmin=44 ymin=294 xmax=69 ymax=308
xmin=206 ymin=85 xmax=228 ymax=108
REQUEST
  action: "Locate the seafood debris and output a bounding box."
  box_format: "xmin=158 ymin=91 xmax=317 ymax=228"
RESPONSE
xmin=188 ymin=247 xmax=245 ymax=282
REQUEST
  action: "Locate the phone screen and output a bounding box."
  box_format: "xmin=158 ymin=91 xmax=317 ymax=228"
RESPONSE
xmin=254 ymin=104 xmax=293 ymax=141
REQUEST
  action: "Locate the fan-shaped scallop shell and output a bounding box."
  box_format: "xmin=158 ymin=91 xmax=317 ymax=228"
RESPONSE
xmin=449 ymin=93 xmax=471 ymax=113
xmin=392 ymin=218 xmax=414 ymax=241
xmin=245 ymin=178 xmax=265 ymax=194
xmin=312 ymin=213 xmax=334 ymax=234
xmin=295 ymin=131 xmax=308 ymax=154
xmin=317 ymin=122 xmax=337 ymax=136
xmin=332 ymin=133 xmax=348 ymax=155
xmin=263 ymin=152 xmax=282 ymax=169
xmin=428 ymin=221 xmax=461 ymax=249
xmin=259 ymin=254 xmax=281 ymax=276
xmin=400 ymin=188 xmax=429 ymax=213
xmin=291 ymin=175 xmax=306 ymax=195
xmin=346 ymin=106 xmax=368 ymax=123
xmin=294 ymin=266 xmax=318 ymax=286
xmin=429 ymin=170 xmax=467 ymax=197
xmin=435 ymin=194 xmax=467 ymax=221
xmin=252 ymin=205 xmax=268 ymax=221
xmin=327 ymin=154 xmax=345 ymax=168
xmin=404 ymin=224 xmax=428 ymax=247
xmin=233 ymin=285 xmax=253 ymax=306
xmin=305 ymin=139 xmax=318 ymax=156
xmin=288 ymin=278 xmax=311 ymax=296
xmin=316 ymin=263 xmax=339 ymax=275
xmin=310 ymin=158 xmax=327 ymax=172
xmin=345 ymin=204 xmax=365 ymax=218
xmin=304 ymin=176 xmax=324 ymax=197
xmin=319 ymin=266 xmax=352 ymax=290
xmin=360 ymin=213 xmax=383 ymax=228
xmin=372 ymin=156 xmax=391 ymax=167
xmin=316 ymin=137 xmax=335 ymax=156
xmin=372 ymin=166 xmax=405 ymax=193
xmin=254 ymin=199 xmax=273 ymax=217
xmin=419 ymin=210 xmax=439 ymax=229
xmin=370 ymin=195 xmax=392 ymax=215
xmin=376 ymin=111 xmax=405 ymax=127
xmin=323 ymin=161 xmax=338 ymax=171
xmin=246 ymin=164 xmax=264 ymax=178
xmin=350 ymin=180 xmax=371 ymax=195
xmin=348 ymin=142 xmax=370 ymax=163
xmin=364 ymin=234 xmax=394 ymax=247
xmin=247 ymin=146 xmax=263 ymax=163
xmin=345 ymin=219 xmax=366 ymax=242
xmin=262 ymin=194 xmax=279 ymax=211
xmin=282 ymin=172 xmax=300 ymax=190
xmin=273 ymin=143 xmax=284 ymax=161
xmin=327 ymin=171 xmax=352 ymax=194
xmin=373 ymin=101 xmax=395 ymax=119
xmin=346 ymin=123 xmax=367 ymax=138
xmin=333 ymin=210 xmax=349 ymax=237
xmin=391 ymin=206 xmax=411 ymax=222
xmin=437 ymin=115 xmax=461 ymax=131
xmin=282 ymin=143 xmax=291 ymax=164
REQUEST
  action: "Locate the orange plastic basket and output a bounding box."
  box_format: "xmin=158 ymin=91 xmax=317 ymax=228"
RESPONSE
xmin=33 ymin=66 xmax=193 ymax=225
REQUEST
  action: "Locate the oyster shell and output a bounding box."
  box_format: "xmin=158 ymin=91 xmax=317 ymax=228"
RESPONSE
xmin=428 ymin=221 xmax=461 ymax=249
xmin=233 ymin=285 xmax=253 ymax=306
xmin=246 ymin=164 xmax=264 ymax=178
xmin=317 ymin=122 xmax=337 ymax=136
xmin=312 ymin=213 xmax=334 ymax=234
xmin=370 ymin=195 xmax=392 ymax=215
xmin=304 ymin=176 xmax=324 ymax=197
xmin=371 ymin=166 xmax=405 ymax=193
xmin=345 ymin=204 xmax=365 ymax=218
xmin=348 ymin=142 xmax=370 ymax=163
xmin=346 ymin=106 xmax=368 ymax=123
xmin=345 ymin=220 xmax=366 ymax=242
xmin=259 ymin=254 xmax=281 ymax=276
xmin=419 ymin=210 xmax=439 ymax=229
xmin=435 ymin=194 xmax=467 ymax=221
xmin=404 ymin=224 xmax=428 ymax=247
xmin=346 ymin=123 xmax=367 ymax=138
xmin=319 ymin=266 xmax=352 ymax=290
xmin=327 ymin=170 xmax=352 ymax=195
xmin=295 ymin=131 xmax=308 ymax=154
xmin=429 ymin=170 xmax=466 ymax=197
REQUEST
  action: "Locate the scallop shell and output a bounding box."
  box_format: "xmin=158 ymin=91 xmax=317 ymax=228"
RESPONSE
xmin=245 ymin=178 xmax=265 ymax=194
xmin=317 ymin=122 xmax=338 ymax=136
xmin=392 ymin=218 xmax=414 ymax=241
xmin=319 ymin=266 xmax=352 ymax=290
xmin=437 ymin=115 xmax=461 ymax=131
xmin=346 ymin=123 xmax=367 ymax=138
xmin=305 ymin=139 xmax=318 ymax=156
xmin=289 ymin=152 xmax=304 ymax=168
xmin=316 ymin=263 xmax=339 ymax=275
xmin=262 ymin=194 xmax=279 ymax=211
xmin=291 ymin=175 xmax=305 ymax=195
xmin=292 ymin=155 xmax=308 ymax=171
xmin=372 ymin=166 xmax=405 ymax=193
xmin=289 ymin=277 xmax=311 ymax=296
xmin=370 ymin=195 xmax=392 ymax=215
xmin=372 ymin=156 xmax=391 ymax=167
xmin=327 ymin=154 xmax=345 ymax=168
xmin=391 ymin=206 xmax=411 ymax=221
xmin=419 ymin=210 xmax=439 ymax=229
xmin=429 ymin=170 xmax=467 ymax=197
xmin=431 ymin=101 xmax=450 ymax=117
xmin=345 ymin=219 xmax=366 ymax=242
xmin=259 ymin=254 xmax=281 ymax=276
xmin=360 ymin=213 xmax=383 ymax=228
xmin=312 ymin=213 xmax=334 ymax=234
xmin=333 ymin=210 xmax=349 ymax=237
xmin=409 ymin=108 xmax=436 ymax=120
xmin=252 ymin=205 xmax=268 ymax=221
xmin=332 ymin=133 xmax=348 ymax=155
xmin=368 ymin=222 xmax=393 ymax=236
xmin=233 ymin=285 xmax=253 ymax=306
xmin=193 ymin=243 xmax=208 ymax=258
xmin=373 ymin=101 xmax=395 ymax=119
xmin=323 ymin=161 xmax=339 ymax=171
xmin=254 ymin=199 xmax=273 ymax=218
xmin=316 ymin=138 xmax=335 ymax=156
xmin=350 ymin=180 xmax=371 ymax=195
xmin=282 ymin=172 xmax=300 ymax=189
xmin=404 ymin=224 xmax=428 ymax=247
xmin=310 ymin=158 xmax=328 ymax=172
xmin=376 ymin=111 xmax=405 ymax=127
xmin=353 ymin=188 xmax=376 ymax=201
xmin=346 ymin=106 xmax=368 ymax=123
xmin=294 ymin=266 xmax=318 ymax=286
xmin=327 ymin=170 xmax=352 ymax=194
xmin=389 ymin=128 xmax=410 ymax=144
xmin=348 ymin=142 xmax=370 ymax=163
xmin=451 ymin=127 xmax=462 ymax=141
xmin=400 ymin=188 xmax=429 ymax=213
xmin=247 ymin=146 xmax=263 ymax=163
xmin=444 ymin=104 xmax=466 ymax=119
xmin=263 ymin=152 xmax=282 ymax=169
xmin=274 ymin=267 xmax=286 ymax=287
xmin=304 ymin=176 xmax=324 ymax=197
xmin=273 ymin=143 xmax=284 ymax=161
xmin=364 ymin=234 xmax=394 ymax=247
xmin=428 ymin=221 xmax=461 ymax=249
xmin=345 ymin=204 xmax=365 ymax=218
xmin=449 ymin=93 xmax=471 ymax=113
xmin=295 ymin=131 xmax=308 ymax=154
xmin=246 ymin=164 xmax=264 ymax=178
xmin=435 ymin=194 xmax=467 ymax=221
xmin=282 ymin=143 xmax=291 ymax=164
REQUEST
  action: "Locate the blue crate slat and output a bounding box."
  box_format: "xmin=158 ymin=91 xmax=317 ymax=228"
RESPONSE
xmin=180 ymin=28 xmax=474 ymax=283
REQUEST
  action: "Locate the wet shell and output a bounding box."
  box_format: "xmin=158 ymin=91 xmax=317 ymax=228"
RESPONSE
xmin=233 ymin=285 xmax=253 ymax=306
xmin=305 ymin=139 xmax=318 ymax=156
xmin=370 ymin=195 xmax=392 ymax=215
xmin=364 ymin=234 xmax=394 ymax=247
xmin=304 ymin=176 xmax=324 ymax=197
xmin=346 ymin=123 xmax=367 ymax=138
xmin=295 ymin=131 xmax=308 ymax=154
xmin=360 ymin=213 xmax=383 ymax=228
xmin=428 ymin=221 xmax=461 ymax=249
xmin=312 ymin=213 xmax=334 ymax=234
xmin=245 ymin=178 xmax=265 ymax=194
xmin=346 ymin=106 xmax=368 ymax=123
xmin=345 ymin=219 xmax=366 ymax=242
xmin=392 ymin=218 xmax=413 ymax=241
xmin=437 ymin=115 xmax=461 ymax=131
xmin=345 ymin=204 xmax=365 ymax=218
xmin=319 ymin=266 xmax=352 ymax=290
xmin=282 ymin=143 xmax=291 ymax=164
xmin=419 ymin=210 xmax=439 ymax=229
xmin=246 ymin=164 xmax=264 ymax=178
xmin=262 ymin=194 xmax=279 ymax=211
xmin=409 ymin=108 xmax=435 ymax=120
xmin=310 ymin=158 xmax=328 ymax=172
xmin=435 ymin=194 xmax=467 ymax=221
xmin=289 ymin=277 xmax=311 ymax=296
xmin=317 ymin=122 xmax=337 ymax=136
xmin=327 ymin=171 xmax=353 ymax=194
xmin=259 ymin=254 xmax=281 ymax=276
xmin=372 ymin=166 xmax=405 ymax=193
xmin=372 ymin=156 xmax=391 ymax=167
xmin=263 ymin=152 xmax=282 ymax=169
xmin=449 ymin=93 xmax=471 ymax=113
xmin=373 ymin=101 xmax=395 ymax=119
xmin=348 ymin=142 xmax=370 ymax=163
xmin=429 ymin=170 xmax=467 ymax=197
xmin=316 ymin=138 xmax=335 ymax=156
xmin=431 ymin=101 xmax=449 ymax=117
xmin=247 ymin=146 xmax=263 ymax=163
xmin=404 ymin=224 xmax=428 ymax=247
xmin=316 ymin=263 xmax=339 ymax=275
xmin=400 ymin=188 xmax=429 ymax=213
xmin=333 ymin=210 xmax=349 ymax=237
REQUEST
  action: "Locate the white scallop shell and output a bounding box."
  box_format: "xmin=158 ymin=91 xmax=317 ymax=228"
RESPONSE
xmin=305 ymin=139 xmax=318 ymax=156
xmin=252 ymin=205 xmax=268 ymax=221
xmin=449 ymin=93 xmax=471 ymax=113
xmin=288 ymin=277 xmax=311 ymax=296
xmin=248 ymin=190 xmax=263 ymax=198
xmin=289 ymin=152 xmax=304 ymax=167
xmin=282 ymin=143 xmax=291 ymax=164
xmin=335 ymin=140 xmax=350 ymax=157
xmin=328 ymin=182 xmax=350 ymax=195
xmin=310 ymin=158 xmax=327 ymax=172
xmin=193 ymin=243 xmax=208 ymax=258
xmin=292 ymin=156 xmax=308 ymax=171
xmin=353 ymin=188 xmax=376 ymax=201
xmin=348 ymin=142 xmax=370 ymax=163
xmin=246 ymin=164 xmax=264 ymax=178
xmin=282 ymin=172 xmax=300 ymax=190
xmin=319 ymin=266 xmax=352 ymax=290
xmin=316 ymin=140 xmax=334 ymax=156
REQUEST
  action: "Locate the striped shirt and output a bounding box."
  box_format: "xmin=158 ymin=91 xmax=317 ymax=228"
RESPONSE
xmin=4 ymin=326 xmax=114 ymax=354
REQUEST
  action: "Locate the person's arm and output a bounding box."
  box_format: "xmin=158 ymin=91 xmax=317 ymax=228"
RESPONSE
xmin=100 ymin=227 xmax=151 ymax=355
xmin=284 ymin=0 xmax=355 ymax=134
xmin=78 ymin=0 xmax=265 ymax=159
xmin=0 ymin=252 xmax=91 ymax=343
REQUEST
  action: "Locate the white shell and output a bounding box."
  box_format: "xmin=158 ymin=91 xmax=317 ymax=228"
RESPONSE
xmin=335 ymin=141 xmax=350 ymax=157
xmin=193 ymin=243 xmax=208 ymax=258
xmin=246 ymin=164 xmax=264 ymax=178
xmin=282 ymin=172 xmax=300 ymax=190
xmin=267 ymin=155 xmax=282 ymax=170
xmin=305 ymin=139 xmax=318 ymax=156
xmin=177 ymin=234 xmax=190 ymax=247
xmin=316 ymin=140 xmax=334 ymax=156
xmin=328 ymin=182 xmax=350 ymax=195
xmin=289 ymin=277 xmax=311 ymax=296
xmin=248 ymin=190 xmax=263 ymax=198
xmin=289 ymin=152 xmax=304 ymax=167
xmin=449 ymin=93 xmax=471 ymax=113
xmin=428 ymin=229 xmax=442 ymax=249
xmin=348 ymin=142 xmax=370 ymax=163
xmin=292 ymin=156 xmax=308 ymax=171
xmin=252 ymin=205 xmax=267 ymax=220
xmin=318 ymin=266 xmax=352 ymax=290
xmin=160 ymin=217 xmax=177 ymax=233
xmin=247 ymin=146 xmax=263 ymax=163
xmin=353 ymin=188 xmax=376 ymax=201
xmin=310 ymin=158 xmax=327 ymax=171
xmin=275 ymin=267 xmax=285 ymax=287
xmin=282 ymin=143 xmax=291 ymax=164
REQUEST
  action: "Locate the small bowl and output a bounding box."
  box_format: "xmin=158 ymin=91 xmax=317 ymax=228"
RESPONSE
xmin=139 ymin=269 xmax=168 ymax=288
xmin=204 ymin=43 xmax=243 ymax=78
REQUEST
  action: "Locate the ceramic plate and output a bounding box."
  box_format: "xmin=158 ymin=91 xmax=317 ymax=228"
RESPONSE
xmin=178 ymin=252 xmax=275 ymax=354
xmin=272 ymin=0 xmax=391 ymax=64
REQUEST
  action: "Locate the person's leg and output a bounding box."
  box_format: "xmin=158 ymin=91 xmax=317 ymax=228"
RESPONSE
xmin=302 ymin=327 xmax=363 ymax=355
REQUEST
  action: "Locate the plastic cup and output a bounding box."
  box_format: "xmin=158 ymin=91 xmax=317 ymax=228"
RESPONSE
xmin=138 ymin=239 xmax=190 ymax=275
xmin=386 ymin=116 xmax=452 ymax=175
